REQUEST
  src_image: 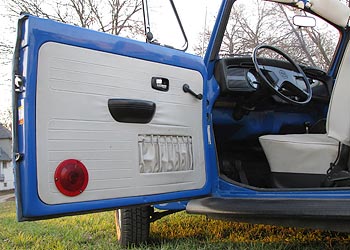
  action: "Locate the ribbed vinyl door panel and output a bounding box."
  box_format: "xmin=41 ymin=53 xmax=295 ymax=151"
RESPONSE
xmin=36 ymin=42 xmax=206 ymax=205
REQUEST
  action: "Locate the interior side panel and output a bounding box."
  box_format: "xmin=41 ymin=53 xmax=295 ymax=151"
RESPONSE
xmin=36 ymin=42 xmax=206 ymax=205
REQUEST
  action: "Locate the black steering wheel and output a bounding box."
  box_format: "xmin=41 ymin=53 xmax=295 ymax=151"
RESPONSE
xmin=252 ymin=44 xmax=312 ymax=105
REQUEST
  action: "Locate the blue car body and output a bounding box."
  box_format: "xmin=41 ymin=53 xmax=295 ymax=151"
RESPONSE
xmin=12 ymin=0 xmax=350 ymax=231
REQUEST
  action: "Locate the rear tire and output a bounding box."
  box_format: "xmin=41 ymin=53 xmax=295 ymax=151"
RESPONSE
xmin=115 ymin=206 xmax=151 ymax=247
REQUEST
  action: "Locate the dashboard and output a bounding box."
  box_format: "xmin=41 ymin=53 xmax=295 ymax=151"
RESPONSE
xmin=214 ymin=56 xmax=330 ymax=102
xmin=215 ymin=56 xmax=305 ymax=94
xmin=225 ymin=67 xmax=259 ymax=91
xmin=212 ymin=55 xmax=332 ymax=135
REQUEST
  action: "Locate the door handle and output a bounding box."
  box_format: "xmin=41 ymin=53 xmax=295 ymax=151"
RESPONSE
xmin=183 ymin=84 xmax=203 ymax=100
xmin=152 ymin=77 xmax=169 ymax=91
xmin=108 ymin=99 xmax=156 ymax=124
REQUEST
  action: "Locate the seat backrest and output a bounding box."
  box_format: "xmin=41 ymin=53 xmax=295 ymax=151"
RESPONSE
xmin=327 ymin=43 xmax=350 ymax=146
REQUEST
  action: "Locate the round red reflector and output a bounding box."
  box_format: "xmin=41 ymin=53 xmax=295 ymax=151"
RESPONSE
xmin=54 ymin=159 xmax=89 ymax=197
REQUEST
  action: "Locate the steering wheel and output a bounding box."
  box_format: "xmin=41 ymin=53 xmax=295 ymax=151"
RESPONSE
xmin=252 ymin=44 xmax=312 ymax=105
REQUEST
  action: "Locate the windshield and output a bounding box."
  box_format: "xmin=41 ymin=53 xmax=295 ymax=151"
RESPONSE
xmin=219 ymin=0 xmax=340 ymax=71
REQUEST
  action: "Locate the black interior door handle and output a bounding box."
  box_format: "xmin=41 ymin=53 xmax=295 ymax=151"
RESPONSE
xmin=108 ymin=99 xmax=156 ymax=124
xmin=183 ymin=84 xmax=203 ymax=100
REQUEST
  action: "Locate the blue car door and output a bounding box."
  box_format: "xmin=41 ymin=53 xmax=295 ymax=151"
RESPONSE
xmin=13 ymin=15 xmax=211 ymax=221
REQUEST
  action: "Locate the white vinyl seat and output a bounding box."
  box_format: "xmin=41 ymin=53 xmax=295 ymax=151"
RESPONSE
xmin=259 ymin=42 xmax=350 ymax=186
xmin=259 ymin=134 xmax=338 ymax=175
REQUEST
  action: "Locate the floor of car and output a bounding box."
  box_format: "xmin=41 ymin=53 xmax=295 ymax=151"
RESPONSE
xmin=216 ymin=138 xmax=272 ymax=188
xmin=212 ymin=103 xmax=329 ymax=189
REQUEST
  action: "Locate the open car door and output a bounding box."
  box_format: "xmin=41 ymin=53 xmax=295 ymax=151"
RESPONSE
xmin=13 ymin=15 xmax=210 ymax=221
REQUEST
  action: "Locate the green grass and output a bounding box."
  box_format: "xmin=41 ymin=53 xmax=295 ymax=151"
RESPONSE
xmin=1 ymin=201 xmax=350 ymax=249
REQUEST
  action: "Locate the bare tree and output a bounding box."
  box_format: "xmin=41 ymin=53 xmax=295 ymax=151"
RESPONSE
xmin=194 ymin=0 xmax=339 ymax=71
xmin=6 ymin=0 xmax=144 ymax=37
xmin=108 ymin=0 xmax=143 ymax=35
xmin=0 ymin=43 xmax=12 ymax=66
xmin=7 ymin=0 xmax=53 ymax=19
xmin=0 ymin=54 xmax=12 ymax=125
xmin=0 ymin=108 xmax=12 ymax=131
xmin=193 ymin=27 xmax=211 ymax=57
xmin=194 ymin=0 xmax=283 ymax=57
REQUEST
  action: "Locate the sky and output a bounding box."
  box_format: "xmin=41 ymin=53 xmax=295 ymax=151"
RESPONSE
xmin=148 ymin=1 xmax=220 ymax=52
xmin=0 ymin=0 xmax=220 ymax=117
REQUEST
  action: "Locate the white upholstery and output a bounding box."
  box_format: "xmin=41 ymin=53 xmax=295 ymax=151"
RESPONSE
xmin=260 ymin=41 xmax=350 ymax=176
xmin=309 ymin=0 xmax=350 ymax=27
xmin=267 ymin=0 xmax=350 ymax=27
xmin=327 ymin=43 xmax=350 ymax=146
xmin=259 ymin=134 xmax=338 ymax=174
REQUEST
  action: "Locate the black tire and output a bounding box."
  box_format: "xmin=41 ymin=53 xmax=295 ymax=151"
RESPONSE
xmin=115 ymin=206 xmax=151 ymax=247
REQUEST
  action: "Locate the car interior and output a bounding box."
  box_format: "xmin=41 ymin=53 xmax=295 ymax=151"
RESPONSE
xmin=211 ymin=0 xmax=350 ymax=190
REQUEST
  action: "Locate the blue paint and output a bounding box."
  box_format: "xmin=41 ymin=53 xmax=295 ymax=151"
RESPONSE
xmin=14 ymin=0 xmax=350 ymax=221
xmin=329 ymin=29 xmax=348 ymax=77
xmin=15 ymin=15 xmax=212 ymax=219
xmin=204 ymin=0 xmax=233 ymax=68
xmin=154 ymin=201 xmax=187 ymax=211
xmin=205 ymin=76 xmax=222 ymax=193
xmin=212 ymin=108 xmax=320 ymax=140
xmin=215 ymin=178 xmax=350 ymax=199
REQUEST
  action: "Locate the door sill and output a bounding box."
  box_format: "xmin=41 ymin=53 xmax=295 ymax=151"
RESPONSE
xmin=186 ymin=197 xmax=350 ymax=232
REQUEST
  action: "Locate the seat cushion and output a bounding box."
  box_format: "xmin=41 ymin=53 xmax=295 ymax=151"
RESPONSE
xmin=259 ymin=134 xmax=339 ymax=175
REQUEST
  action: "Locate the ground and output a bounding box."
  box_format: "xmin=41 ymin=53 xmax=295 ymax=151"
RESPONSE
xmin=1 ymin=194 xmax=350 ymax=249
xmin=0 ymin=189 xmax=14 ymax=203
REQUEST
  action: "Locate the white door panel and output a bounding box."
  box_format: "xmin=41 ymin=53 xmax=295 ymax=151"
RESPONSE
xmin=36 ymin=42 xmax=206 ymax=204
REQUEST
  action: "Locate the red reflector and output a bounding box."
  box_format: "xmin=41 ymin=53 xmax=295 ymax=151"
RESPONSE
xmin=54 ymin=159 xmax=89 ymax=197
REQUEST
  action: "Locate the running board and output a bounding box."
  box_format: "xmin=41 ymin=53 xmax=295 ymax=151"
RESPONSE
xmin=186 ymin=197 xmax=350 ymax=232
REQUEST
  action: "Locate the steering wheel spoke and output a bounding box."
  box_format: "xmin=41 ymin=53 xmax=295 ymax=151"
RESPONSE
xmin=275 ymin=78 xmax=285 ymax=90
xmin=273 ymin=84 xmax=281 ymax=92
xmin=252 ymin=44 xmax=312 ymax=105
xmin=281 ymin=80 xmax=309 ymax=100
xmin=294 ymin=72 xmax=306 ymax=79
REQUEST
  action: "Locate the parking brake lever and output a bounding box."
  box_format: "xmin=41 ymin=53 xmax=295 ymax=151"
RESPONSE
xmin=183 ymin=84 xmax=203 ymax=100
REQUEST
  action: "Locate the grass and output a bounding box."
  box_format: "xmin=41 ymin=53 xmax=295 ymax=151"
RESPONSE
xmin=1 ymin=201 xmax=350 ymax=249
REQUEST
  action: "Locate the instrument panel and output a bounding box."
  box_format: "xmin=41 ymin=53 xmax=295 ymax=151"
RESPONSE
xmin=226 ymin=67 xmax=259 ymax=91
xmin=214 ymin=56 xmax=306 ymax=95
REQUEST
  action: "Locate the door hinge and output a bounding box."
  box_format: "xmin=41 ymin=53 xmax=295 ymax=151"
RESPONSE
xmin=14 ymin=75 xmax=25 ymax=93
